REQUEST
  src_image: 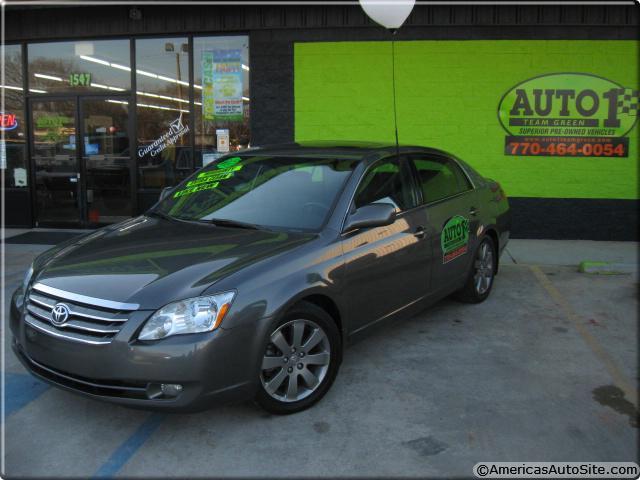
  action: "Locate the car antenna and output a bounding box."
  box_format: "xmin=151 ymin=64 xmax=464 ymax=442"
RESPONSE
xmin=358 ymin=0 xmax=415 ymax=157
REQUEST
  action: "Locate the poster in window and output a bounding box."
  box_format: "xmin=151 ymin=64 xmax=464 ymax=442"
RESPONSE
xmin=202 ymin=49 xmax=243 ymax=122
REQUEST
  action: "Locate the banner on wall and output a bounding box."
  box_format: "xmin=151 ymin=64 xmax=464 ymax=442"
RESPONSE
xmin=498 ymin=73 xmax=638 ymax=158
xmin=201 ymin=49 xmax=243 ymax=122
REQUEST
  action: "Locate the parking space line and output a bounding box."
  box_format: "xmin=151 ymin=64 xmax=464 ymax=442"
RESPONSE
xmin=3 ymin=372 xmax=50 ymax=417
xmin=93 ymin=413 xmax=165 ymax=478
xmin=529 ymin=265 xmax=638 ymax=408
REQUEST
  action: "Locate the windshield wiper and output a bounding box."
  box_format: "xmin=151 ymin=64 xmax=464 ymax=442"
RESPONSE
xmin=148 ymin=210 xmax=180 ymax=222
xmin=150 ymin=211 xmax=261 ymax=229
xmin=202 ymin=218 xmax=261 ymax=230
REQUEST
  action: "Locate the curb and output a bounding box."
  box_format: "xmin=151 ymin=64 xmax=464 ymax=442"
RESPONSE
xmin=578 ymin=261 xmax=638 ymax=275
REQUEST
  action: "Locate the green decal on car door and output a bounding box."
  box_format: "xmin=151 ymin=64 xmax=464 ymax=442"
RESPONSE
xmin=441 ymin=215 xmax=470 ymax=264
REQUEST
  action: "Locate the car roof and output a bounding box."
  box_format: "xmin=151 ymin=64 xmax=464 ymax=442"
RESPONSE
xmin=244 ymin=141 xmax=455 ymax=160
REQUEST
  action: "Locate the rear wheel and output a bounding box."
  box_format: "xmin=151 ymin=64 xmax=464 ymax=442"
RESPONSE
xmin=255 ymin=302 xmax=341 ymax=414
xmin=455 ymin=236 xmax=496 ymax=303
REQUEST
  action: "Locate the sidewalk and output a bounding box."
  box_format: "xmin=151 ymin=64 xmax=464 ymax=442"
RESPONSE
xmin=503 ymin=239 xmax=638 ymax=268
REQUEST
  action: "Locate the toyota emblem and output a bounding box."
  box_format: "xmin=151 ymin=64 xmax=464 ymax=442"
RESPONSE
xmin=51 ymin=303 xmax=70 ymax=325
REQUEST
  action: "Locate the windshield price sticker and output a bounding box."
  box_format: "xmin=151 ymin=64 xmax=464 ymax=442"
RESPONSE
xmin=499 ymin=73 xmax=638 ymax=158
xmin=442 ymin=216 xmax=470 ymax=264
xmin=196 ymin=168 xmax=238 ymax=182
xmin=173 ymin=157 xmax=244 ymax=198
xmin=174 ymin=181 xmax=219 ymax=198
xmin=216 ymin=156 xmax=242 ymax=169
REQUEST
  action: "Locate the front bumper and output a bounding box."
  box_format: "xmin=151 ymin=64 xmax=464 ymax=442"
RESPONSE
xmin=10 ymin=288 xmax=261 ymax=412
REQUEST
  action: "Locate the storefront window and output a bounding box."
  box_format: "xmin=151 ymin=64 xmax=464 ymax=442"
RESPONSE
xmin=28 ymin=40 xmax=131 ymax=94
xmin=2 ymin=44 xmax=28 ymax=188
xmin=194 ymin=36 xmax=250 ymax=168
xmin=136 ymin=37 xmax=192 ymax=189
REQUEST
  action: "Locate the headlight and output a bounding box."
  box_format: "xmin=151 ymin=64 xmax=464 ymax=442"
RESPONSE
xmin=22 ymin=263 xmax=34 ymax=291
xmin=138 ymin=291 xmax=236 ymax=341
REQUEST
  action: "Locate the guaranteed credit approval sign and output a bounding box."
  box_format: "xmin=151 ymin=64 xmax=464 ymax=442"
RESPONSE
xmin=498 ymin=73 xmax=638 ymax=158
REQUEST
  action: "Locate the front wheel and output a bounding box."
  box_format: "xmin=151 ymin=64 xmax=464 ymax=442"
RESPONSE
xmin=255 ymin=302 xmax=341 ymax=414
xmin=455 ymin=236 xmax=496 ymax=303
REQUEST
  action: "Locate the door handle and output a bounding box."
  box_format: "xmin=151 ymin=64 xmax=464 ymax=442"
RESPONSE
xmin=413 ymin=226 xmax=426 ymax=239
xmin=469 ymin=207 xmax=478 ymax=216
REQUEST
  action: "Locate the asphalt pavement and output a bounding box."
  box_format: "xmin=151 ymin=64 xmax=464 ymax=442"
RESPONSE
xmin=2 ymin=235 xmax=638 ymax=477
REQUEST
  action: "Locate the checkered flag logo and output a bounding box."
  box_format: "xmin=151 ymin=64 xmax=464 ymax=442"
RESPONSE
xmin=616 ymin=88 xmax=639 ymax=116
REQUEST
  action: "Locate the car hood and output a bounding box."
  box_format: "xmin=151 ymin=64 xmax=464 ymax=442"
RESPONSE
xmin=33 ymin=216 xmax=315 ymax=310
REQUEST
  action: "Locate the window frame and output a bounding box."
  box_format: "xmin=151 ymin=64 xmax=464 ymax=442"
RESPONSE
xmin=16 ymin=33 xmax=250 ymax=188
xmin=407 ymin=152 xmax=475 ymax=207
xmin=7 ymin=33 xmax=253 ymax=226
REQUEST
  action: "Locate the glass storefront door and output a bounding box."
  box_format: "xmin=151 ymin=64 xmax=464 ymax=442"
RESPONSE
xmin=30 ymin=96 xmax=132 ymax=227
xmin=31 ymin=99 xmax=82 ymax=226
xmin=81 ymin=97 xmax=131 ymax=225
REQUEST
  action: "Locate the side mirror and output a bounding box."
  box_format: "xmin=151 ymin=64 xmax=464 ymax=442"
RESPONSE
xmin=159 ymin=186 xmax=174 ymax=201
xmin=343 ymin=203 xmax=396 ymax=233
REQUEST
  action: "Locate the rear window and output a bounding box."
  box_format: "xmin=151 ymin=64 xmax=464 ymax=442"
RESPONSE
xmin=412 ymin=156 xmax=472 ymax=204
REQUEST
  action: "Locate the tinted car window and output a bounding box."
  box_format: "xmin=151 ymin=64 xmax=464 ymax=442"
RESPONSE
xmin=450 ymin=160 xmax=473 ymax=192
xmin=412 ymin=156 xmax=471 ymax=204
xmin=154 ymin=155 xmax=358 ymax=231
xmin=354 ymin=158 xmax=416 ymax=211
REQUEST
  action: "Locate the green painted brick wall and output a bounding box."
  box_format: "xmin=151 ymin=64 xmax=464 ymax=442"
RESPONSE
xmin=294 ymin=40 xmax=639 ymax=199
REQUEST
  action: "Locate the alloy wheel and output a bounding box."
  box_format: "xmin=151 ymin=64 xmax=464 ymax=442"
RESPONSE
xmin=260 ymin=319 xmax=331 ymax=403
xmin=474 ymin=241 xmax=494 ymax=295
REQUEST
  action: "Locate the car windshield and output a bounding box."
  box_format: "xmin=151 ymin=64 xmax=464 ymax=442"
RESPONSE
xmin=152 ymin=154 xmax=359 ymax=231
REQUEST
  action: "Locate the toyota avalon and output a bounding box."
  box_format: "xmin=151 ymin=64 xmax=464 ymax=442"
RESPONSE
xmin=11 ymin=142 xmax=510 ymax=414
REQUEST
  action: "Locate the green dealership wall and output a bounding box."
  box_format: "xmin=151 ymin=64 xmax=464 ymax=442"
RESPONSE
xmin=294 ymin=40 xmax=639 ymax=201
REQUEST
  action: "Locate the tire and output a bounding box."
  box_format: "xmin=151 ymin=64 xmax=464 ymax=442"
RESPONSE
xmin=455 ymin=236 xmax=497 ymax=304
xmin=255 ymin=301 xmax=341 ymax=414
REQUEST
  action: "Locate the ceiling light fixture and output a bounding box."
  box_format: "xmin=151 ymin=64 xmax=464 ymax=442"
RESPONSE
xmin=34 ymin=73 xmax=63 ymax=82
xmin=79 ymin=55 xmax=111 ymax=66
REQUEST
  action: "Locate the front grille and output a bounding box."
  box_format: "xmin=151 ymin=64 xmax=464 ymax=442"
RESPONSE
xmin=24 ymin=284 xmax=136 ymax=345
xmin=15 ymin=345 xmax=149 ymax=399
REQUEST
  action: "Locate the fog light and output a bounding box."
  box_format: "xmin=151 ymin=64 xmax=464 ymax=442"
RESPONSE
xmin=146 ymin=383 xmax=183 ymax=399
xmin=160 ymin=383 xmax=183 ymax=397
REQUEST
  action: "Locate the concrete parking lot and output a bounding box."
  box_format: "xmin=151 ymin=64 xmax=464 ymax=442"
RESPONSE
xmin=2 ymin=235 xmax=638 ymax=478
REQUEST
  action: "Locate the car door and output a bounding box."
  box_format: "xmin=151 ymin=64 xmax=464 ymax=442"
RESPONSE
xmin=409 ymin=154 xmax=479 ymax=294
xmin=341 ymin=156 xmax=431 ymax=335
